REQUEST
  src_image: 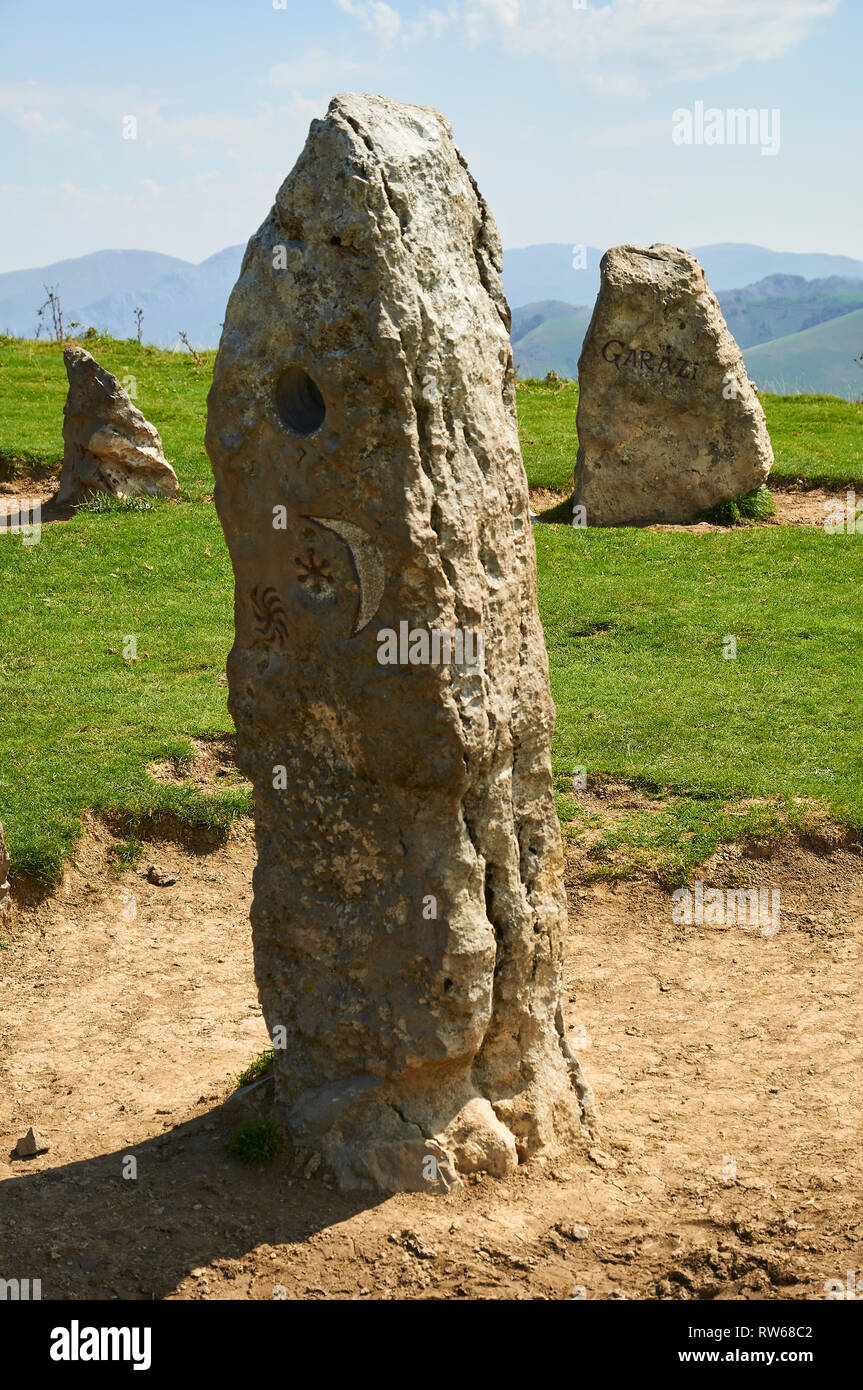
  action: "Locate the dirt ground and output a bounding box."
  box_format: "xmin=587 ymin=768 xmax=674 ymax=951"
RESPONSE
xmin=0 ymin=468 xmax=841 ymax=534
xmin=1 ymin=763 xmax=861 ymax=1302
xmin=530 ymin=485 xmax=839 ymax=531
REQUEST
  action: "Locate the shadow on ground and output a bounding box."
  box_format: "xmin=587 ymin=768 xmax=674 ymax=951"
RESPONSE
xmin=1 ymin=1102 xmax=382 ymax=1300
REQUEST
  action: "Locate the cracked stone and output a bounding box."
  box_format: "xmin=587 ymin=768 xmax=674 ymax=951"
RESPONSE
xmin=207 ymin=91 xmax=593 ymax=1195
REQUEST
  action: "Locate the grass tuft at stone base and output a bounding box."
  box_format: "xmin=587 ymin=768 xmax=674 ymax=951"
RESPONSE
xmin=228 ymin=1115 xmax=284 ymax=1165
xmin=701 ymin=484 xmax=776 ymax=527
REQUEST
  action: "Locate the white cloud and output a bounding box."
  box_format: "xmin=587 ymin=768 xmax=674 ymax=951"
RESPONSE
xmin=0 ymin=82 xmax=74 ymax=133
xmin=337 ymin=0 xmax=402 ymax=47
xmin=268 ymin=48 xmax=361 ymax=90
xmin=577 ymin=116 xmax=670 ymax=150
xmin=379 ymin=0 xmax=840 ymax=92
xmin=0 ymin=78 xmax=327 ymax=267
xmin=18 ymin=110 xmax=72 ymax=133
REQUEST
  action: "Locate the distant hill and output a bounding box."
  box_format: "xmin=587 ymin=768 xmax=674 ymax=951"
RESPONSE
xmin=501 ymin=243 xmax=863 ymax=311
xmin=509 ymin=275 xmax=863 ymax=397
xmin=502 ymin=246 xmax=604 ymax=315
xmin=691 ymin=244 xmax=863 ymax=292
xmin=510 ymin=306 xmax=594 ymax=379
xmin=2 ymin=242 xmax=862 ymax=395
xmin=720 ymin=275 xmax=863 ymax=348
xmin=510 ymin=299 xmax=587 ymax=342
xmin=744 ymin=309 xmax=863 ymax=400
xmin=0 ymin=246 xmax=245 ymax=347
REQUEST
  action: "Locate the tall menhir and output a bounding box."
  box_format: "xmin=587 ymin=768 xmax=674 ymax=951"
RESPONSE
xmin=207 ymin=93 xmax=593 ymax=1192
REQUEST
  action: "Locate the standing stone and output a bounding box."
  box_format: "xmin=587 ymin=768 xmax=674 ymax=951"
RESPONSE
xmin=58 ymin=346 xmax=179 ymax=503
xmin=207 ymin=93 xmax=593 ymax=1193
xmin=573 ymin=244 xmax=773 ymax=526
xmin=0 ymin=821 xmax=10 ymax=919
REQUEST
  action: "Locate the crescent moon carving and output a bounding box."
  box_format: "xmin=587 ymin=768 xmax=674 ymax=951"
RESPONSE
xmin=306 ymin=517 xmax=386 ymax=636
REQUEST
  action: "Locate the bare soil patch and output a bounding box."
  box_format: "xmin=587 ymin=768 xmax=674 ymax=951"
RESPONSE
xmin=1 ymin=809 xmax=861 ymax=1300
xmin=528 ymin=487 xmax=835 ymax=532
xmin=0 ymin=464 xmax=73 ymax=525
xmin=148 ymin=736 xmax=250 ymax=793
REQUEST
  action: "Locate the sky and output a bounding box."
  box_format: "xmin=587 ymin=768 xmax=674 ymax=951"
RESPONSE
xmin=0 ymin=0 xmax=859 ymax=272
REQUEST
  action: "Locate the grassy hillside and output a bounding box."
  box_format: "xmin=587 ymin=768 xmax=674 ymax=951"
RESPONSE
xmin=512 ymin=311 xmax=593 ymax=380
xmin=0 ymin=503 xmax=248 ymax=881
xmin=721 ymin=276 xmax=863 ymax=349
xmin=541 ymin=522 xmax=863 ymax=872
xmin=1 ymin=337 xmax=863 ymax=885
xmin=744 ymin=307 xmax=863 ymax=400
xmin=0 ymin=335 xmax=216 ymax=499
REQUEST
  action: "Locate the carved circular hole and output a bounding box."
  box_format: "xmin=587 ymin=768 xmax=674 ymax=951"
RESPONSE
xmin=275 ymin=365 xmax=325 ymax=436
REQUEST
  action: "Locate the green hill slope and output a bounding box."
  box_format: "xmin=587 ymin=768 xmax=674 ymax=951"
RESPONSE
xmin=744 ymin=309 xmax=863 ymax=400
xmin=512 ymin=310 xmax=593 ymax=379
xmin=721 ymin=275 xmax=863 ymax=348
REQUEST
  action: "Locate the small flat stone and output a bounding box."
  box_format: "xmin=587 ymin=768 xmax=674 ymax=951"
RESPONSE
xmin=16 ymin=1127 xmax=50 ymax=1157
xmin=147 ymin=865 xmax=177 ymax=886
xmin=588 ymin=1146 xmax=619 ymax=1170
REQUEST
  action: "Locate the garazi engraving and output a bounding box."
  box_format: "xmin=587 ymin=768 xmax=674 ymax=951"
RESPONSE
xmin=250 ymin=584 xmax=289 ymax=648
xmin=601 ymin=339 xmax=701 ymax=380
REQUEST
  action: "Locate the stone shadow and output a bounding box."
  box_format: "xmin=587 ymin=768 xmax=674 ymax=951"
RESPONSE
xmin=0 ymin=1100 xmax=382 ymax=1300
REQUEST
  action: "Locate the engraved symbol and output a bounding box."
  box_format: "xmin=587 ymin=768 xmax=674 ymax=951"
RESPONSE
xmin=305 ymin=517 xmax=386 ymax=636
xmin=295 ymin=546 xmax=334 ymax=595
xmin=250 ymin=584 xmax=289 ymax=648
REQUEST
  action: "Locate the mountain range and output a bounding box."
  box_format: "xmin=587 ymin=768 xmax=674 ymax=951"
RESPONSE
xmin=2 ymin=242 xmax=862 ymax=398
xmin=511 ymin=272 xmax=863 ymax=395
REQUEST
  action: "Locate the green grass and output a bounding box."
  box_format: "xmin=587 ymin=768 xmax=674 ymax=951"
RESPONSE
xmin=0 ymin=500 xmax=250 ymax=882
xmin=701 ymin=483 xmax=776 ymax=527
xmin=2 ymin=338 xmax=863 ymax=889
xmin=760 ymin=394 xmax=863 ymax=488
xmin=565 ymin=793 xmax=831 ymax=888
xmin=107 ymin=836 xmax=144 ymax=877
xmin=516 ymin=377 xmax=580 ymax=491
xmin=236 ymin=1050 xmax=275 ymax=1088
xmin=228 ymin=1116 xmax=284 ymax=1164
xmin=536 ymin=522 xmax=863 ymax=879
xmin=515 ymin=379 xmax=863 ymax=494
xmin=0 ymin=335 xmax=216 ymax=500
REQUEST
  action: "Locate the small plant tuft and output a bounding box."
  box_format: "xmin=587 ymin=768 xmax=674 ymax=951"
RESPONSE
xmin=107 ymin=837 xmax=144 ymax=876
xmin=228 ymin=1115 xmax=284 ymax=1164
xmin=703 ymin=484 xmax=776 ymax=527
xmin=75 ymin=492 xmax=161 ymax=514
xmin=236 ymin=1049 xmax=274 ymax=1088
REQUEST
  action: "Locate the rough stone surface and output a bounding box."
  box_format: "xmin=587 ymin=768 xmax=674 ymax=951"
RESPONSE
xmin=16 ymin=1127 xmax=50 ymax=1158
xmin=147 ymin=864 xmax=178 ymax=886
xmin=0 ymin=820 xmax=9 ymax=918
xmin=207 ymin=92 xmax=593 ymax=1193
xmin=573 ymin=244 xmax=773 ymax=525
xmin=58 ymin=346 xmax=179 ymax=503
